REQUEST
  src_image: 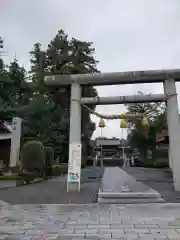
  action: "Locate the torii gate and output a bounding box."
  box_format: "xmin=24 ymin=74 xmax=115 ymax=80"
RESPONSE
xmin=45 ymin=70 xmax=180 ymax=192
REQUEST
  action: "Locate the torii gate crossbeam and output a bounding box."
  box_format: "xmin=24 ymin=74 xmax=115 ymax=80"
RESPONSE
xmin=80 ymin=94 xmax=165 ymax=105
xmin=44 ymin=69 xmax=180 ymax=86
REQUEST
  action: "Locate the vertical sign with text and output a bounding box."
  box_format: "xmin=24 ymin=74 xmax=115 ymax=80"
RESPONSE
xmin=68 ymin=143 xmax=81 ymax=183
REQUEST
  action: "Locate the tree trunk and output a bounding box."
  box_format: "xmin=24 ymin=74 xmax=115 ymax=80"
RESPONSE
xmin=140 ymin=147 xmax=147 ymax=162
xmin=81 ymin=142 xmax=87 ymax=168
xmin=151 ymin=144 xmax=156 ymax=162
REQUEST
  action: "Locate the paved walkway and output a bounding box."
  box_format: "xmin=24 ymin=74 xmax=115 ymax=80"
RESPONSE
xmin=1 ymin=203 xmax=180 ymax=239
xmin=125 ymin=168 xmax=180 ymax=202
xmin=0 ymin=167 xmax=103 ymax=204
xmin=0 ymin=167 xmax=179 ymax=204
xmin=1 ymin=167 xmax=180 ymax=239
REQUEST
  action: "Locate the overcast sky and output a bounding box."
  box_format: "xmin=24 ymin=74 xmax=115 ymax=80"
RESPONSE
xmin=1 ymin=0 xmax=180 ymax=139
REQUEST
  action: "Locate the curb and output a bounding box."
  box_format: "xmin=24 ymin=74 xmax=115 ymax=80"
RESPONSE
xmin=30 ymin=178 xmax=44 ymax=184
xmin=0 ymin=178 xmax=44 ymax=190
xmin=0 ymin=200 xmax=10 ymax=206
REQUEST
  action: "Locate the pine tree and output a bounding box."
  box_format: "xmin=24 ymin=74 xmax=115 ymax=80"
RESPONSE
xmin=28 ymin=29 xmax=98 ymax=163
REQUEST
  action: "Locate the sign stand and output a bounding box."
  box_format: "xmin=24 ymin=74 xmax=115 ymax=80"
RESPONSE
xmin=67 ymin=143 xmax=81 ymax=192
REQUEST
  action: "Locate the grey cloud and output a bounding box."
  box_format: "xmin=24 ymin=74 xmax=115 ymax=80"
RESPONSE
xmin=1 ymin=0 xmax=180 ymax=138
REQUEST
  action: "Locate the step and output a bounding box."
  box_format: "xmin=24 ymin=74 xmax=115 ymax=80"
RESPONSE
xmin=98 ymin=191 xmax=161 ymax=199
xmin=98 ymin=197 xmax=165 ymax=204
xmin=98 ymin=167 xmax=164 ymax=204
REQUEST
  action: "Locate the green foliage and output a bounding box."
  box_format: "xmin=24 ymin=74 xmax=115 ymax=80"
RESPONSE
xmin=27 ymin=30 xmax=99 ymax=163
xmin=44 ymin=146 xmax=54 ymax=176
xmin=52 ymin=164 xmax=68 ymax=176
xmin=0 ymin=44 xmax=32 ymax=120
xmin=126 ymin=92 xmax=166 ymax=161
xmin=44 ymin=146 xmax=54 ymax=165
xmin=0 ymin=31 xmax=98 ymax=165
xmin=142 ymin=159 xmax=169 ymax=169
xmin=87 ymin=156 xmax=94 ymax=166
xmin=18 ymin=171 xmax=39 ymax=184
xmin=52 ymin=164 xmax=68 ymax=169
xmin=20 ymin=140 xmax=45 ymax=173
xmin=0 ymin=175 xmax=22 ymax=180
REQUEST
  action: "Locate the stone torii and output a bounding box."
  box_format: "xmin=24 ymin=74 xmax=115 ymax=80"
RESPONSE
xmin=45 ymin=69 xmax=180 ymax=192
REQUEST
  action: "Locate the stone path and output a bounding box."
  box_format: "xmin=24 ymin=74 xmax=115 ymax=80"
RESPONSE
xmin=98 ymin=167 xmax=164 ymax=204
xmin=1 ymin=203 xmax=180 ymax=239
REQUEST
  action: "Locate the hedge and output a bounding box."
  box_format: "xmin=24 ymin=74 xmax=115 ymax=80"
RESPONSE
xmin=44 ymin=146 xmax=54 ymax=176
xmin=44 ymin=146 xmax=54 ymax=165
xmin=87 ymin=156 xmax=94 ymax=166
xmin=96 ymin=159 xmax=124 ymax=167
xmin=21 ymin=140 xmax=45 ymax=173
xmin=0 ymin=175 xmax=22 ymax=180
xmin=142 ymin=159 xmax=169 ymax=169
xmin=52 ymin=164 xmax=68 ymax=176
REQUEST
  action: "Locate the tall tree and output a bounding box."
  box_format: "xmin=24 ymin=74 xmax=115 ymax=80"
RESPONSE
xmin=0 ymin=31 xmax=98 ymax=164
xmin=8 ymin=59 xmax=31 ymax=105
xmin=28 ymin=29 xmax=98 ymax=163
xmin=0 ymin=39 xmax=29 ymax=120
xmin=26 ymin=41 xmax=68 ymax=159
xmin=0 ymin=38 xmax=10 ymax=119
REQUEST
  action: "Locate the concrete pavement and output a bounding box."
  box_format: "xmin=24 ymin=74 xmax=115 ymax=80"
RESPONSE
xmin=0 ymin=203 xmax=180 ymax=239
xmin=0 ymin=167 xmax=180 ymax=239
xmin=0 ymin=167 xmax=103 ymax=204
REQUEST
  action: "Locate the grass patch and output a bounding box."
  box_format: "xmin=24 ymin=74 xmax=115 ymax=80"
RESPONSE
xmin=52 ymin=164 xmax=68 ymax=176
xmin=0 ymin=175 xmax=22 ymax=180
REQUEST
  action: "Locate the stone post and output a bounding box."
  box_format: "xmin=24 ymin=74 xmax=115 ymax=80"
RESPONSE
xmin=168 ymin=146 xmax=173 ymax=169
xmin=164 ymin=79 xmax=180 ymax=191
xmin=67 ymin=83 xmax=82 ymax=192
xmin=10 ymin=117 xmax=22 ymax=167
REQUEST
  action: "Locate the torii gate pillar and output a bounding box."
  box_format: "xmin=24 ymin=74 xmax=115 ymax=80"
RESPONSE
xmin=164 ymin=79 xmax=180 ymax=191
xmin=67 ymin=83 xmax=82 ymax=192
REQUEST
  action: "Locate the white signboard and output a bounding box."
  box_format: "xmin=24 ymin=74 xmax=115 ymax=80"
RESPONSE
xmin=67 ymin=143 xmax=81 ymax=183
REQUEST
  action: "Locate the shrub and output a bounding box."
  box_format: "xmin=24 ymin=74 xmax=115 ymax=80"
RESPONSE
xmin=0 ymin=175 xmax=22 ymax=180
xmin=154 ymin=159 xmax=169 ymax=169
xmin=53 ymin=164 xmax=65 ymax=169
xmin=142 ymin=161 xmax=155 ymax=168
xmin=10 ymin=166 xmax=21 ymax=174
xmin=52 ymin=164 xmax=68 ymax=176
xmin=18 ymin=171 xmax=39 ymax=177
xmin=18 ymin=171 xmax=39 ymax=184
xmin=44 ymin=146 xmax=54 ymax=176
xmin=87 ymin=156 xmax=94 ymax=166
xmin=44 ymin=147 xmax=54 ymax=164
xmin=0 ymin=172 xmax=42 ymax=184
xmin=20 ymin=140 xmax=45 ymax=174
xmin=96 ymin=159 xmax=124 ymax=167
xmin=143 ymin=159 xmax=169 ymax=169
xmin=156 ymin=148 xmax=168 ymax=159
